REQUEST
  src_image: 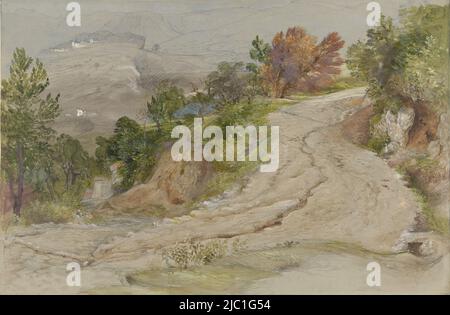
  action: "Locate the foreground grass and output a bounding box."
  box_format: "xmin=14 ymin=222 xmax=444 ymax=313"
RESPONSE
xmin=411 ymin=187 xmax=449 ymax=235
xmin=396 ymin=158 xmax=449 ymax=235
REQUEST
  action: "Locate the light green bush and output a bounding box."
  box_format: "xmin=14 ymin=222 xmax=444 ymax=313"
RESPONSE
xmin=162 ymin=239 xmax=229 ymax=269
xmin=21 ymin=201 xmax=76 ymax=225
xmin=367 ymin=135 xmax=390 ymax=154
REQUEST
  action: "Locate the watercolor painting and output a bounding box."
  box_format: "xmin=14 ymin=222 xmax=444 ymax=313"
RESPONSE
xmin=0 ymin=0 xmax=449 ymax=295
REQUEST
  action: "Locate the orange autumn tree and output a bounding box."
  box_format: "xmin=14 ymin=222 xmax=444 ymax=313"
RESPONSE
xmin=261 ymin=27 xmax=345 ymax=98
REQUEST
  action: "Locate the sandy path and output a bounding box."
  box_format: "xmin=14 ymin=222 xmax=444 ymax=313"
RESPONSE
xmin=1 ymin=88 xmax=448 ymax=294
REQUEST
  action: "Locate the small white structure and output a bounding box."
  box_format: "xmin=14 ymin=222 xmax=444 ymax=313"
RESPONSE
xmin=76 ymin=109 xmax=86 ymax=117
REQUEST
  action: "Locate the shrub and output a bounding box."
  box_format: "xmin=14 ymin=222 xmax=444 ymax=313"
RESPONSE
xmin=162 ymin=239 xmax=228 ymax=269
xmin=21 ymin=201 xmax=76 ymax=225
xmin=215 ymin=102 xmax=254 ymax=130
xmin=367 ymin=135 xmax=390 ymax=154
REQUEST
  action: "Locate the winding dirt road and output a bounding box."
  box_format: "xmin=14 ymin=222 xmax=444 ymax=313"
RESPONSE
xmin=1 ymin=88 xmax=448 ymax=294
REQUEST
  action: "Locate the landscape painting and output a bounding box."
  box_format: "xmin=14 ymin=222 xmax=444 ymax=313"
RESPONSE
xmin=0 ymin=0 xmax=449 ymax=295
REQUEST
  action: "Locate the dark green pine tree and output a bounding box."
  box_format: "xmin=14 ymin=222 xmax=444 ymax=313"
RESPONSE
xmin=1 ymin=48 xmax=61 ymax=215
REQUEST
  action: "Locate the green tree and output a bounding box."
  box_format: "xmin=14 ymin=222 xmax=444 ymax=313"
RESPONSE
xmin=205 ymin=62 xmax=248 ymax=106
xmin=1 ymin=48 xmax=60 ymax=215
xmin=189 ymin=91 xmax=213 ymax=118
xmin=29 ymin=144 xmax=58 ymax=200
xmin=145 ymin=81 xmax=185 ymax=133
xmin=106 ymin=117 xmax=155 ymax=190
xmin=399 ymin=5 xmax=448 ymax=111
xmin=245 ymin=36 xmax=272 ymax=99
xmin=346 ymin=15 xmax=429 ymax=114
xmin=249 ymin=35 xmax=271 ymax=64
xmin=53 ymin=134 xmax=90 ymax=192
xmin=94 ymin=136 xmax=111 ymax=175
xmin=156 ymin=81 xmax=185 ymax=121
xmin=146 ymin=95 xmax=166 ymax=133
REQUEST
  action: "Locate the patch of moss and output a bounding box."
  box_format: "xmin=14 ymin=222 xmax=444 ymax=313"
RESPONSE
xmin=367 ymin=135 xmax=390 ymax=154
xmin=198 ymin=160 xmax=258 ymax=202
xmin=411 ymin=187 xmax=449 ymax=235
xmin=396 ymin=157 xmax=448 ymax=235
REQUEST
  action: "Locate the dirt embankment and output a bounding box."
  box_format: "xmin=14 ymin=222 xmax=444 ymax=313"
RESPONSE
xmin=99 ymin=150 xmax=214 ymax=217
xmin=341 ymin=103 xmax=373 ymax=146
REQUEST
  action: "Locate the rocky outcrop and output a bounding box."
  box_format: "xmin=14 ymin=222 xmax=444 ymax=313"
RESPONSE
xmin=374 ymin=107 xmax=415 ymax=154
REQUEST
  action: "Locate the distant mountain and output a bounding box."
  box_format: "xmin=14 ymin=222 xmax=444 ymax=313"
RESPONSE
xmin=2 ymin=0 xmax=409 ymax=73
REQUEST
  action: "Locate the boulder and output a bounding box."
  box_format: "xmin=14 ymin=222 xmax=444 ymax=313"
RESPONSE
xmin=375 ymin=107 xmax=415 ymax=154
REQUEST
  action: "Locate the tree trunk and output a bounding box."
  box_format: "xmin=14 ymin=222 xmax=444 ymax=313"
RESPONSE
xmin=7 ymin=176 xmax=17 ymax=214
xmin=71 ymin=171 xmax=80 ymax=186
xmin=46 ymin=178 xmax=56 ymax=200
xmin=64 ymin=168 xmax=70 ymax=192
xmin=156 ymin=120 xmax=162 ymax=133
xmin=13 ymin=144 xmax=25 ymax=216
xmin=279 ymin=84 xmax=289 ymax=99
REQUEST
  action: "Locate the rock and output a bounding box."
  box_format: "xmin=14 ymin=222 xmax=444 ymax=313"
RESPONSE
xmin=427 ymin=141 xmax=442 ymax=159
xmin=417 ymin=240 xmax=435 ymax=257
xmin=375 ymin=107 xmax=415 ymax=154
xmin=393 ymin=231 xmax=444 ymax=258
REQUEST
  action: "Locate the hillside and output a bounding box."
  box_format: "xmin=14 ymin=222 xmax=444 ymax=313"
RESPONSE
xmin=39 ymin=36 xmax=210 ymax=153
xmin=2 ymin=0 xmax=407 ymax=73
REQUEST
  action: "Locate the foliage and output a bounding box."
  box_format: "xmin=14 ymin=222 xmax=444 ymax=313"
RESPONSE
xmin=249 ymin=35 xmax=271 ymax=64
xmin=146 ymin=96 xmax=166 ymax=133
xmin=27 ymin=136 xmax=93 ymax=211
xmin=1 ymin=48 xmax=61 ymax=215
xmin=347 ymin=5 xmax=448 ymax=115
xmin=100 ymin=117 xmax=157 ymax=191
xmin=53 ymin=134 xmax=91 ymax=192
xmin=94 ymin=136 xmax=111 ymax=175
xmin=260 ymin=27 xmax=344 ymax=98
xmin=155 ymin=80 xmax=185 ymax=122
xmin=21 ymin=200 xmax=76 ymax=225
xmin=411 ymin=187 xmax=449 ymax=235
xmin=395 ymin=156 xmax=448 ymax=235
xmin=146 ymin=81 xmax=185 ymax=132
xmin=367 ymin=135 xmax=390 ymax=154
xmin=187 ymin=91 xmax=214 ymax=118
xmin=214 ymin=102 xmax=254 ymax=129
xmin=246 ymin=35 xmax=272 ymax=98
xmin=205 ymin=62 xmax=249 ymax=106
